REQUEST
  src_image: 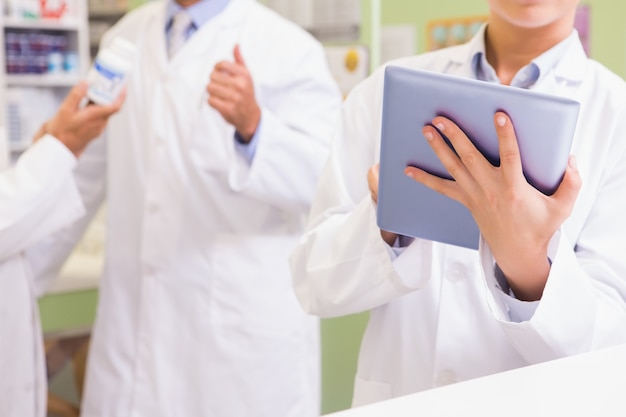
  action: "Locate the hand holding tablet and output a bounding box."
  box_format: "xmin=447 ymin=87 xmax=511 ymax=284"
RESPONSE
xmin=376 ymin=66 xmax=580 ymax=249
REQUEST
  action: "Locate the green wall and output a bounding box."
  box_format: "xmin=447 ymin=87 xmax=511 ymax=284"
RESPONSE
xmin=40 ymin=290 xmax=98 ymax=334
xmin=321 ymin=313 xmax=369 ymax=414
xmin=584 ymin=0 xmax=626 ymax=76
xmin=380 ymin=0 xmax=488 ymax=54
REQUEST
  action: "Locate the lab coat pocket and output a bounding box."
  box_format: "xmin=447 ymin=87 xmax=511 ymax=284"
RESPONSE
xmin=209 ymin=233 xmax=305 ymax=332
xmin=187 ymin=105 xmax=235 ymax=175
xmin=352 ymin=375 xmax=393 ymax=407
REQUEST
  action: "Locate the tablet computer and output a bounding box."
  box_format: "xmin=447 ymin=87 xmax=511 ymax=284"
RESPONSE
xmin=377 ymin=65 xmax=580 ymax=250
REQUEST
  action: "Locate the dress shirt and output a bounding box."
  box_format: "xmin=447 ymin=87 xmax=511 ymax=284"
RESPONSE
xmin=165 ymin=0 xmax=229 ymax=40
xmin=471 ymin=27 xmax=578 ymax=88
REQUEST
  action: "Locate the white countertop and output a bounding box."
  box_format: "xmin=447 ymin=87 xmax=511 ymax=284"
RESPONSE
xmin=329 ymin=343 xmax=626 ymax=417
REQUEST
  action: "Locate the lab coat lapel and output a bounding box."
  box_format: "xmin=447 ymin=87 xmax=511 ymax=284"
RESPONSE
xmin=448 ymin=46 xmax=476 ymax=78
xmin=143 ymin=1 xmax=169 ymax=75
xmin=446 ymin=24 xmax=486 ymax=78
xmin=169 ymin=0 xmax=251 ymax=67
xmin=554 ymin=32 xmax=588 ymax=83
xmin=542 ymin=35 xmax=588 ymax=98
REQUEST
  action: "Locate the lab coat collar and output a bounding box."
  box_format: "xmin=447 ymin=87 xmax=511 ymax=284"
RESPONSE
xmin=165 ymin=0 xmax=231 ymax=32
xmin=446 ymin=24 xmax=486 ymax=79
xmin=551 ymin=31 xmax=587 ymax=83
xmin=449 ymin=23 xmax=587 ymax=84
xmin=159 ymin=0 xmax=250 ymax=33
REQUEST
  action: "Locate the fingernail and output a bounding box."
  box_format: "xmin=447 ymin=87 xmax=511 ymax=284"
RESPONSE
xmin=405 ymin=169 xmax=414 ymax=179
xmin=569 ymin=156 xmax=577 ymax=169
xmin=435 ymin=122 xmax=445 ymax=131
xmin=424 ymin=131 xmax=434 ymax=141
xmin=496 ymin=115 xmax=506 ymax=127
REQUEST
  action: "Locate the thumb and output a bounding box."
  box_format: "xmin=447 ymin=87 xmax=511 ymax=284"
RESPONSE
xmin=62 ymin=81 xmax=88 ymax=111
xmin=233 ymin=44 xmax=246 ymax=67
xmin=551 ymin=156 xmax=582 ymax=218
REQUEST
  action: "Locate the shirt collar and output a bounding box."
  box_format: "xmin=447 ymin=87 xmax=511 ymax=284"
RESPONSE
xmin=468 ymin=23 xmax=582 ymax=88
xmin=166 ymin=0 xmax=230 ymax=31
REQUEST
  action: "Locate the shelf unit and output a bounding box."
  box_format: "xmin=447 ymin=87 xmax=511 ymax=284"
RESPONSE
xmin=0 ymin=5 xmax=90 ymax=159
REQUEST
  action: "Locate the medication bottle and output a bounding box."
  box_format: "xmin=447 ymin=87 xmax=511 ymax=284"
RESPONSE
xmin=86 ymin=37 xmax=135 ymax=105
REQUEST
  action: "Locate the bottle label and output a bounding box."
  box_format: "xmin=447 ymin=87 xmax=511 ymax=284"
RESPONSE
xmin=86 ymin=59 xmax=126 ymax=105
xmin=93 ymin=60 xmax=124 ymax=80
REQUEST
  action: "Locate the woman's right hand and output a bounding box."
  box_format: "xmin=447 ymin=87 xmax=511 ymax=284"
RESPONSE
xmin=368 ymin=163 xmax=399 ymax=246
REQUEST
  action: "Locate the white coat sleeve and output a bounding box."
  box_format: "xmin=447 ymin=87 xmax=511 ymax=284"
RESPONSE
xmin=25 ymin=134 xmax=108 ymax=296
xmin=227 ymin=38 xmax=342 ymax=213
xmin=290 ymin=76 xmax=434 ymax=317
xmin=0 ymin=135 xmax=85 ymax=262
xmin=479 ymin=119 xmax=626 ymax=364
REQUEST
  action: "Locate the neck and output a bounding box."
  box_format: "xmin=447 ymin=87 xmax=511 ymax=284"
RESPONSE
xmin=485 ymin=13 xmax=574 ymax=85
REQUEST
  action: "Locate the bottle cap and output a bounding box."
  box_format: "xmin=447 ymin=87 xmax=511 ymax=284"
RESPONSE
xmin=110 ymin=37 xmax=136 ymax=62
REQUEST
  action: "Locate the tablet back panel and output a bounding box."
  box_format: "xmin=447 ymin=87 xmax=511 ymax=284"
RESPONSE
xmin=377 ymin=66 xmax=580 ymax=249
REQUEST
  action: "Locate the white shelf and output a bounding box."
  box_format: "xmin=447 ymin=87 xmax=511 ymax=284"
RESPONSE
xmin=6 ymin=74 xmax=80 ymax=87
xmin=3 ymin=17 xmax=81 ymax=31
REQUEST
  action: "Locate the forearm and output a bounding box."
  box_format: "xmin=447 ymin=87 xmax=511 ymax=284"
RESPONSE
xmin=0 ymin=136 xmax=83 ymax=260
xmin=26 ymin=134 xmax=107 ymax=296
xmin=481 ymin=231 xmax=626 ymax=363
xmin=495 ymin=242 xmax=552 ymax=301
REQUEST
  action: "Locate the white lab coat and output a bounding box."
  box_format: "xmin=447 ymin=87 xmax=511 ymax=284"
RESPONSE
xmin=290 ymin=28 xmax=626 ymax=407
xmin=0 ymin=136 xmax=84 ymax=417
xmin=27 ymin=1 xmax=342 ymax=416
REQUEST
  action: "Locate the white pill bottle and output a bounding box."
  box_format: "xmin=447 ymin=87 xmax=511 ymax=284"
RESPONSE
xmin=86 ymin=37 xmax=136 ymax=105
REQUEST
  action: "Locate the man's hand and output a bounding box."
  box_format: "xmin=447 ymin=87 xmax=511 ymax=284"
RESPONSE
xmin=207 ymin=44 xmax=261 ymax=142
xmin=38 ymin=82 xmax=125 ymax=157
xmin=404 ymin=112 xmax=581 ymax=301
xmin=368 ymin=163 xmax=399 ymax=246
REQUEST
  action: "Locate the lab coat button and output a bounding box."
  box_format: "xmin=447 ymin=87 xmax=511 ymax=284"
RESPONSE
xmin=447 ymin=265 xmax=464 ymax=283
